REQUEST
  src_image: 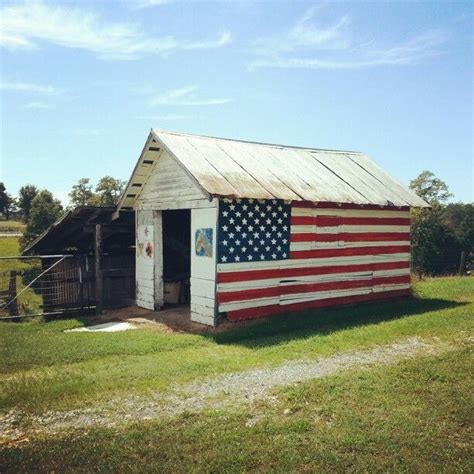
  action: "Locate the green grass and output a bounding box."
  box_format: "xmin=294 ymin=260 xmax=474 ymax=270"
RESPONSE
xmin=1 ymin=345 xmax=472 ymax=472
xmin=1 ymin=277 xmax=472 ymax=415
xmin=1 ymin=276 xmax=472 ymax=471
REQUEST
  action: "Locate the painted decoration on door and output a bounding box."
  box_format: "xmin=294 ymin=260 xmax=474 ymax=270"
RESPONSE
xmin=195 ymin=228 xmax=213 ymax=257
xmin=137 ymin=224 xmax=154 ymax=259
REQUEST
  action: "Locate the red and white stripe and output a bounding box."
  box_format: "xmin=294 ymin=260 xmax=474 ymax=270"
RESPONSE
xmin=217 ymin=202 xmax=411 ymax=321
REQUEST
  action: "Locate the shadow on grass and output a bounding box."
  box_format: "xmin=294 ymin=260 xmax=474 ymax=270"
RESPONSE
xmin=210 ymin=296 xmax=465 ymax=348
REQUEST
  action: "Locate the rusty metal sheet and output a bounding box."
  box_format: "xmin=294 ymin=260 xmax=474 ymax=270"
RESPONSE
xmin=150 ymin=129 xmax=429 ymax=207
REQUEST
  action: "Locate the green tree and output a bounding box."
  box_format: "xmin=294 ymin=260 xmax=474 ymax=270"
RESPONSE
xmin=409 ymin=170 xmax=453 ymax=205
xmin=0 ymin=182 xmax=16 ymax=220
xmin=94 ymin=176 xmax=126 ymax=206
xmin=17 ymin=184 xmax=39 ymax=222
xmin=20 ymin=190 xmax=63 ymax=249
xmin=69 ymin=178 xmax=94 ymax=207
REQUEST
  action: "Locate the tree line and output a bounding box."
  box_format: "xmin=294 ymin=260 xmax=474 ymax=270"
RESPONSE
xmin=0 ymin=177 xmax=125 ymax=249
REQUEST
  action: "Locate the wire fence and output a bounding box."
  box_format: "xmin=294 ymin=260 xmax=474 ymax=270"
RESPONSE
xmin=0 ymin=255 xmax=95 ymax=320
xmin=0 ymin=253 xmax=136 ymax=320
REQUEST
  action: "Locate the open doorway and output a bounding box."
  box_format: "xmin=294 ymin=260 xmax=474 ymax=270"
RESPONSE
xmin=162 ymin=209 xmax=191 ymax=306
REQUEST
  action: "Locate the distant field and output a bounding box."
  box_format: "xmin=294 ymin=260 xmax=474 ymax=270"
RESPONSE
xmin=1 ymin=276 xmax=473 ymax=471
xmin=0 ymin=220 xmax=25 ymax=233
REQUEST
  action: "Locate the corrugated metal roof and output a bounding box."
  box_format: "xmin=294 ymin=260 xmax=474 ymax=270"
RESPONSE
xmin=119 ymin=129 xmax=429 ymax=209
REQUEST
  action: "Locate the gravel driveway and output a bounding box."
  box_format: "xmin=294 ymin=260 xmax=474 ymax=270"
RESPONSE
xmin=0 ymin=337 xmax=449 ymax=441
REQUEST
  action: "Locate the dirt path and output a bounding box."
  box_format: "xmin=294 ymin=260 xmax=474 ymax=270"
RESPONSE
xmin=0 ymin=338 xmax=448 ymax=441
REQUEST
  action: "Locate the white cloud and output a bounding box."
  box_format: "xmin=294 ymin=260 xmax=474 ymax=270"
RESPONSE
xmin=0 ymin=1 xmax=231 ymax=60
xmin=150 ymin=85 xmax=232 ymax=106
xmin=24 ymin=101 xmax=55 ymax=109
xmin=0 ymin=81 xmax=59 ymax=94
xmin=136 ymin=114 xmax=191 ymax=120
xmin=250 ymin=7 xmax=447 ymax=70
xmin=124 ymin=0 xmax=174 ymax=10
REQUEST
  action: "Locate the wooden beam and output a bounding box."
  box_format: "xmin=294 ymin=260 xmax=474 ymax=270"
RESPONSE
xmin=94 ymin=224 xmax=103 ymax=316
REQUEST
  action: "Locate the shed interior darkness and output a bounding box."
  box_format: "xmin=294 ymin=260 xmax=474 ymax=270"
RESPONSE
xmin=162 ymin=209 xmax=191 ymax=304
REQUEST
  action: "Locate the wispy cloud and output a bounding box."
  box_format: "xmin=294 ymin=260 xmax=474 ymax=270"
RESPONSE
xmin=136 ymin=114 xmax=191 ymax=121
xmin=149 ymin=86 xmax=232 ymax=106
xmin=250 ymin=7 xmax=447 ymax=70
xmin=24 ymin=101 xmax=55 ymax=109
xmin=124 ymin=0 xmax=174 ymax=10
xmin=0 ymin=1 xmax=231 ymax=60
xmin=0 ymin=81 xmax=59 ymax=94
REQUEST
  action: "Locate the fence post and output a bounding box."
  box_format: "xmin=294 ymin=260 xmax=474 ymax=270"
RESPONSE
xmin=95 ymin=224 xmax=103 ymax=316
xmin=8 ymin=270 xmax=19 ymax=316
xmin=459 ymin=251 xmax=466 ymax=276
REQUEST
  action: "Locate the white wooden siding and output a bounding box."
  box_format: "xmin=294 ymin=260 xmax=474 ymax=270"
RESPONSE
xmin=190 ymin=207 xmax=218 ymax=325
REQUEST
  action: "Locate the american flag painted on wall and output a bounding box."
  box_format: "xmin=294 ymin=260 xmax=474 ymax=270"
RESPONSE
xmin=217 ymin=199 xmax=412 ymax=322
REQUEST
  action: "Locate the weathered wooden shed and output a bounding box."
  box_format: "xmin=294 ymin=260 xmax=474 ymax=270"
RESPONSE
xmin=116 ymin=129 xmax=429 ymax=326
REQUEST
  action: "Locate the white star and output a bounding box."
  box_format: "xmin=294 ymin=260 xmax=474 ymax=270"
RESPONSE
xmin=223 ymin=240 xmax=228 ymax=246
xmin=236 ymin=211 xmax=241 ymax=217
xmin=277 ymin=218 xmax=282 ymax=224
xmin=283 ymin=225 xmax=288 ymax=231
xmin=235 ymin=255 xmax=240 ymax=262
xmin=266 ymin=232 xmax=271 ymax=238
xmin=253 ymin=232 xmax=259 ymax=238
xmin=255 ymin=204 xmax=260 ymax=211
xmin=283 ymin=212 xmax=288 ymax=217
xmin=272 ymin=199 xmax=277 ymax=204
xmin=242 ymin=204 xmax=248 ymax=210
xmin=248 ymin=254 xmax=253 ymax=260
xmin=229 ymin=217 xmax=235 ymax=224
xmin=260 ymin=225 xmax=265 ymax=231
xmin=277 ymin=232 xmax=282 ymax=238
xmin=236 ymin=225 xmax=242 ymax=232
xmin=222 ymin=225 xmax=228 ymax=232
xmin=271 ymin=239 xmax=276 ymax=244
xmin=229 ymin=232 xmax=235 ymax=238
xmin=265 ymin=246 xmax=270 ymax=251
xmin=272 ymin=212 xmax=277 ymax=217
xmin=242 ymin=218 xmax=247 ymax=225
xmin=221 ymin=256 xmax=227 ymax=262
xmin=282 ymin=252 xmax=287 ymax=258
xmin=271 ymin=226 xmax=276 ymax=231
xmin=283 ymin=238 xmax=288 ymax=244
xmin=242 ymin=246 xmax=247 ymax=252
xmin=248 ymin=211 xmax=254 ymax=217
xmin=230 ymin=204 xmax=235 ymax=210
xmin=260 ymin=212 xmax=265 ymax=218
xmin=242 ymin=232 xmax=247 ymax=238
xmin=260 ymin=254 xmax=265 ymax=260
xmin=249 ymin=239 xmax=254 ymax=245
xmin=255 ymin=218 xmax=260 ymax=224
xmin=249 ymin=199 xmax=254 ymax=203
xmin=254 ymin=247 xmax=259 ymax=252
xmin=235 ymin=240 xmax=241 ymax=246
xmin=229 ymin=247 xmax=235 ymax=253
xmin=277 ymin=245 xmax=281 ymax=251
xmin=222 ymin=211 xmax=229 ymax=217
xmin=266 ymin=205 xmax=272 ymax=211
xmin=248 ymin=225 xmax=254 ymax=231
xmin=278 ymin=205 xmax=282 ymax=211
xmin=272 ymin=253 xmax=277 ymax=259
xmin=260 ymin=239 xmax=264 ymax=245
xmin=266 ymin=218 xmax=271 ymax=224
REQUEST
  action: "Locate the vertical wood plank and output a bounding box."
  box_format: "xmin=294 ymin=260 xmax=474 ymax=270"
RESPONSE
xmin=95 ymin=224 xmax=103 ymax=315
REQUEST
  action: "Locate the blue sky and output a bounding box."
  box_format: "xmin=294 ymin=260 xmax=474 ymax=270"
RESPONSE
xmin=1 ymin=0 xmax=472 ymax=204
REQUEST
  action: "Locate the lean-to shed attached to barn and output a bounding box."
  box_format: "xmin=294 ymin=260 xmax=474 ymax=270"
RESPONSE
xmin=117 ymin=129 xmax=429 ymax=326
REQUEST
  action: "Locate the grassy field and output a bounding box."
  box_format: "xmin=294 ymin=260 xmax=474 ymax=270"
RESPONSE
xmin=1 ymin=276 xmax=473 ymax=471
xmin=0 ymin=220 xmax=25 ymax=233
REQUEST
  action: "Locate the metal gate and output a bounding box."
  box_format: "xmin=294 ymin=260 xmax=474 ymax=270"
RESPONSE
xmin=0 ymin=254 xmax=135 ymax=320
